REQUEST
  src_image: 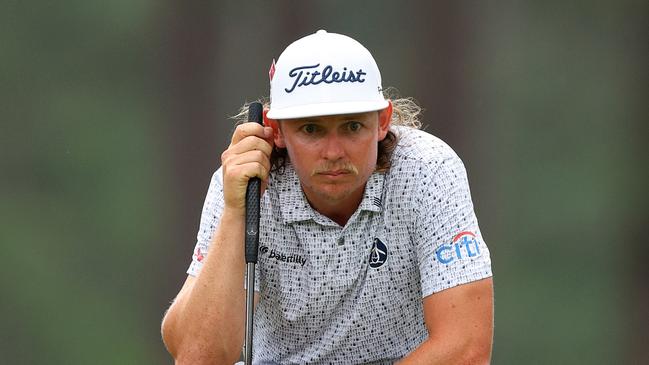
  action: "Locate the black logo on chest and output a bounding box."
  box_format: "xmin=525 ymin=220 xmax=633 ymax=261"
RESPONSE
xmin=369 ymin=238 xmax=388 ymax=268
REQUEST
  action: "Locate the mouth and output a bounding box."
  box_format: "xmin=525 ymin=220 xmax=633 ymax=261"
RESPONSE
xmin=318 ymin=170 xmax=351 ymax=176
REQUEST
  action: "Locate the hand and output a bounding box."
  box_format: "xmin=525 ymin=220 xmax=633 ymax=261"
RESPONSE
xmin=221 ymin=122 xmax=274 ymax=213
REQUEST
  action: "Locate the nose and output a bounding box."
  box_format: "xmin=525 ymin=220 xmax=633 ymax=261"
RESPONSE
xmin=321 ymin=132 xmax=345 ymax=161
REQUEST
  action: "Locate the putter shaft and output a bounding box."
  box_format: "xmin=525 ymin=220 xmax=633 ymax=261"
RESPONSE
xmin=244 ymin=263 xmax=255 ymax=364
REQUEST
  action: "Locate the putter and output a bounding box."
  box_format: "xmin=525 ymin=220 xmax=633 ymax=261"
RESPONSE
xmin=244 ymin=102 xmax=263 ymax=365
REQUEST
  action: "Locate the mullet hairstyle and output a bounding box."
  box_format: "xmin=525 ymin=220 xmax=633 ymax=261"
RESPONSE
xmin=231 ymin=88 xmax=422 ymax=174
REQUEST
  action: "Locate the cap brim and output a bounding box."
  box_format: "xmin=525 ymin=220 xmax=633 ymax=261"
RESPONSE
xmin=266 ymin=100 xmax=389 ymax=120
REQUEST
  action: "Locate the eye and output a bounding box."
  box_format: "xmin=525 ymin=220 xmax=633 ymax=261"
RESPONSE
xmin=301 ymin=123 xmax=319 ymax=134
xmin=348 ymin=121 xmax=362 ymax=132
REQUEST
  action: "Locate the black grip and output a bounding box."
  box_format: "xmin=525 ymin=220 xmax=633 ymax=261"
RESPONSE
xmin=245 ymin=102 xmax=264 ymax=264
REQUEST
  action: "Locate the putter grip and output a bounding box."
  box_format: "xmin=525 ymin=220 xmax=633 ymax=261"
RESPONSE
xmin=245 ymin=102 xmax=263 ymax=264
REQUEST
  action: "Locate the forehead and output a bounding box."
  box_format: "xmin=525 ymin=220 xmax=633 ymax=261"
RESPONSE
xmin=280 ymin=111 xmax=378 ymax=124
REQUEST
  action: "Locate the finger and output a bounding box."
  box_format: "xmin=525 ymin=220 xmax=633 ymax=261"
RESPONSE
xmin=223 ymin=159 xmax=271 ymax=188
xmin=226 ymin=134 xmax=274 ymax=159
xmin=222 ymin=150 xmax=272 ymax=179
xmin=230 ymin=122 xmax=274 ymax=146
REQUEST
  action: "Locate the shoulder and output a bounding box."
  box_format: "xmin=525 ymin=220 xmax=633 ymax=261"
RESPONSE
xmin=389 ymin=126 xmax=465 ymax=177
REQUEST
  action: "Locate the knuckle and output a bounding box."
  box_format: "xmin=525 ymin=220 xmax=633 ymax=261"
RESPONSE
xmin=260 ymin=141 xmax=273 ymax=156
xmin=239 ymin=122 xmax=260 ymax=135
xmin=253 ymin=163 xmax=266 ymax=180
xmin=259 ymin=164 xmax=268 ymax=178
xmin=255 ymin=149 xmax=267 ymax=161
xmin=220 ymin=150 xmax=230 ymax=163
xmin=231 ymin=124 xmax=251 ymax=143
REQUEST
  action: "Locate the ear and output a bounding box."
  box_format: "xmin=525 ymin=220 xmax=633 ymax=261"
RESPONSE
xmin=377 ymin=100 xmax=393 ymax=141
xmin=264 ymin=109 xmax=285 ymax=148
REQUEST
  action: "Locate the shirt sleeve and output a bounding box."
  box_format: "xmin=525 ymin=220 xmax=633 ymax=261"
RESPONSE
xmin=187 ymin=167 xmax=225 ymax=277
xmin=414 ymin=146 xmax=492 ymax=298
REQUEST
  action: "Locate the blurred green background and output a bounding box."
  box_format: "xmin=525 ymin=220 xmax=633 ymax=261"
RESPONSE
xmin=2 ymin=1 xmax=646 ymax=364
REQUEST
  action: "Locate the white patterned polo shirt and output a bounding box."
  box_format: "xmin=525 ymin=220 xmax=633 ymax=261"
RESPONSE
xmin=187 ymin=125 xmax=492 ymax=364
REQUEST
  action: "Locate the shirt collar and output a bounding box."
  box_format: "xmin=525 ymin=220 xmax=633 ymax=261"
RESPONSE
xmin=276 ymin=164 xmax=384 ymax=225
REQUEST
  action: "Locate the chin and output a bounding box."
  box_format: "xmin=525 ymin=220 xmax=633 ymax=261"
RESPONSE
xmin=315 ymin=185 xmax=356 ymax=202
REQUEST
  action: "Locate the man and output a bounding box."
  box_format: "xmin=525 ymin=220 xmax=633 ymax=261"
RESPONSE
xmin=161 ymin=30 xmax=493 ymax=364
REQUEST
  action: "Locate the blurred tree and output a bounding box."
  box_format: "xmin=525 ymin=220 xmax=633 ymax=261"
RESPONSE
xmin=412 ymin=2 xmax=473 ymax=151
xmin=158 ymin=0 xmax=221 ymax=300
xmin=1 ymin=1 xmax=167 ymax=364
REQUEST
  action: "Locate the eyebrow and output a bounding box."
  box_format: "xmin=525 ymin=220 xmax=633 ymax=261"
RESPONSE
xmin=304 ymin=113 xmax=368 ymax=123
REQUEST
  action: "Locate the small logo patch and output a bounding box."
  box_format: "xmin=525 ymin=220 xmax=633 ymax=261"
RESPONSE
xmin=259 ymin=245 xmax=306 ymax=267
xmin=194 ymin=247 xmax=204 ymax=262
xmin=369 ymin=238 xmax=388 ymax=268
xmin=268 ymin=59 xmax=276 ymax=81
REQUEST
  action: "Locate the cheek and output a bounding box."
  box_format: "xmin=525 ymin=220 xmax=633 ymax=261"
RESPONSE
xmin=362 ymin=144 xmax=379 ymax=169
xmin=285 ymin=143 xmax=315 ymax=175
xmin=342 ymin=141 xmax=377 ymax=175
xmin=355 ymin=135 xmax=378 ymax=161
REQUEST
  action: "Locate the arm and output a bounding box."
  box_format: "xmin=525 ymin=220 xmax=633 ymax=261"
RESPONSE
xmin=398 ymin=278 xmax=494 ymax=365
xmin=161 ymin=122 xmax=273 ymax=365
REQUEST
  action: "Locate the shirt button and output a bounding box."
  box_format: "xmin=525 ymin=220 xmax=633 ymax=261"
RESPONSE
xmin=337 ymin=237 xmax=344 ymax=245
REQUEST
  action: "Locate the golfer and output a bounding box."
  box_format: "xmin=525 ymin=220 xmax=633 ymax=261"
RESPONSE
xmin=162 ymin=30 xmax=494 ymax=364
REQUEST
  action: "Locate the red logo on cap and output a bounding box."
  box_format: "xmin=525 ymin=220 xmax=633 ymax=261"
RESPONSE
xmin=269 ymin=59 xmax=276 ymax=81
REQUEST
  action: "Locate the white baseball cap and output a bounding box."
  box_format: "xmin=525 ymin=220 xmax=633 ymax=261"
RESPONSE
xmin=266 ymin=30 xmax=389 ymax=119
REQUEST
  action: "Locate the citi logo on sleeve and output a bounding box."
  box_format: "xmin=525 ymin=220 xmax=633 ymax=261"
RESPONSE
xmin=369 ymin=238 xmax=388 ymax=268
xmin=434 ymin=231 xmax=482 ymax=265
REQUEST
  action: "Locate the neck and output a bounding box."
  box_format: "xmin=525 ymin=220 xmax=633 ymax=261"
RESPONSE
xmin=318 ymin=203 xmax=358 ymax=227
